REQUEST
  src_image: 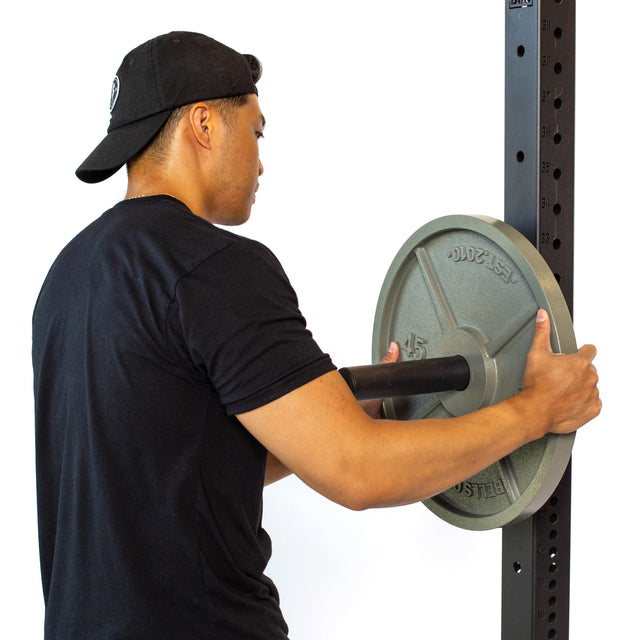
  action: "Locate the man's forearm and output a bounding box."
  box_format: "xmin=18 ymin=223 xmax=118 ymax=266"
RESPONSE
xmin=348 ymin=392 xmax=542 ymax=509
xmin=244 ymin=312 xmax=599 ymax=511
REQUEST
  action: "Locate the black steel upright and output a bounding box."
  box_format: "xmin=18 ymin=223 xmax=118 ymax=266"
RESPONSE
xmin=502 ymin=1 xmax=575 ymax=639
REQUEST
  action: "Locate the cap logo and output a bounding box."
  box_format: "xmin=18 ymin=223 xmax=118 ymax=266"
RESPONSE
xmin=109 ymin=76 xmax=120 ymax=113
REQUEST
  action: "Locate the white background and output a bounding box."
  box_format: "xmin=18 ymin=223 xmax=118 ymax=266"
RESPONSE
xmin=1 ymin=1 xmax=636 ymax=638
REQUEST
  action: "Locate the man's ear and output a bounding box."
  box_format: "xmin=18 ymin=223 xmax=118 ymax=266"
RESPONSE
xmin=187 ymin=102 xmax=217 ymax=150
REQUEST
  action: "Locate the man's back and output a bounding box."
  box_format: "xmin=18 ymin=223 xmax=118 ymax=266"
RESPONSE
xmin=33 ymin=196 xmax=332 ymax=638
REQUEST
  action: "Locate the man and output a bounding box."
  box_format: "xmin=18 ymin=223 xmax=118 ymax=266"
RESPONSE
xmin=32 ymin=31 xmax=600 ymax=639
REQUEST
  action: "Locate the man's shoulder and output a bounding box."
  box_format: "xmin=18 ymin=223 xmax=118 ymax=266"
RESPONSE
xmin=112 ymin=195 xmax=274 ymax=257
xmin=91 ymin=195 xmax=266 ymax=267
xmin=39 ymin=195 xmax=284 ymax=298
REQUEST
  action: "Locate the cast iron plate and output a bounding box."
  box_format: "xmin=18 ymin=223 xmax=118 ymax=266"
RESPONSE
xmin=372 ymin=215 xmax=575 ymax=530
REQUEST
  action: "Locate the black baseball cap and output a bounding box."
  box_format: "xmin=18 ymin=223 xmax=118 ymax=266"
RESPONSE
xmin=76 ymin=31 xmax=262 ymax=183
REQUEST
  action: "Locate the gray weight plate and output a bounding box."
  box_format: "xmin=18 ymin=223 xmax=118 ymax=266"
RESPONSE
xmin=372 ymin=215 xmax=576 ymax=531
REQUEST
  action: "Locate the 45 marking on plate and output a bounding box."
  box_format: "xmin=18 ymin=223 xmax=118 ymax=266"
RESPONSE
xmin=402 ymin=332 xmax=429 ymax=360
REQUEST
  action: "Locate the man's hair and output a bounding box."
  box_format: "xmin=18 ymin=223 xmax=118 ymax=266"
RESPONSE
xmin=128 ymin=94 xmax=249 ymax=169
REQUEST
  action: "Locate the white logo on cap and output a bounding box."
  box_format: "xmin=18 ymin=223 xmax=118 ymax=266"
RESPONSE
xmin=110 ymin=76 xmax=120 ymax=113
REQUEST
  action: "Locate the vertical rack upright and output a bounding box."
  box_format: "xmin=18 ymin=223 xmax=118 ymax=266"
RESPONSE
xmin=502 ymin=1 xmax=576 ymax=639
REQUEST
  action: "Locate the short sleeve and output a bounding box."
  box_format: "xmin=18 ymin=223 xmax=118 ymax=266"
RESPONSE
xmin=169 ymin=238 xmax=335 ymax=414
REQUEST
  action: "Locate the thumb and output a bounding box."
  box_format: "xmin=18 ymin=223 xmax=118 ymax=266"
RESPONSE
xmin=379 ymin=342 xmax=400 ymax=364
xmin=531 ymin=309 xmax=553 ymax=354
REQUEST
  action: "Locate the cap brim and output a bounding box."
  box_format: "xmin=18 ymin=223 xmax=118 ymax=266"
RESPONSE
xmin=76 ymin=110 xmax=172 ymax=183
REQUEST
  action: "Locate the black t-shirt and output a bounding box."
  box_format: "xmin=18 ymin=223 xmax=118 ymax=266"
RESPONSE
xmin=32 ymin=196 xmax=334 ymax=639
